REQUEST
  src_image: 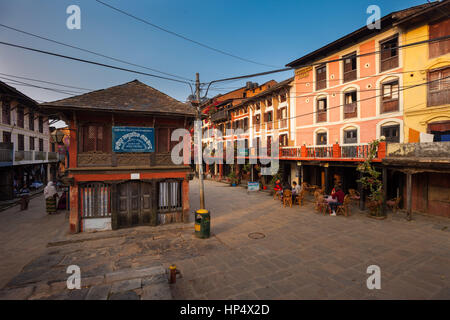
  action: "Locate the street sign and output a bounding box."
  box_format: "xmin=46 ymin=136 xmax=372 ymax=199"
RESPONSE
xmin=248 ymin=182 xmax=260 ymax=192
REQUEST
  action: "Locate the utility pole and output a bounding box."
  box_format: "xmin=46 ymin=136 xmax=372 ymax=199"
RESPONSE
xmin=195 ymin=73 xmax=206 ymax=209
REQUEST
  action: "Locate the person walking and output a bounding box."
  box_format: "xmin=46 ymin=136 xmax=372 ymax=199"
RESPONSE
xmin=44 ymin=181 xmax=58 ymax=215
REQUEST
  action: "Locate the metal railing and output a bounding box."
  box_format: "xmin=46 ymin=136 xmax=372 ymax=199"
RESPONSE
xmin=341 ymin=144 xmax=374 ymax=158
xmin=0 ymin=149 xmax=13 ymax=162
xmin=15 ymin=151 xmax=33 ymax=161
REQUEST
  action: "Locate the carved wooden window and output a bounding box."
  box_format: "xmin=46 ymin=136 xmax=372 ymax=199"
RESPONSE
xmin=81 ymin=125 xmax=105 ymax=152
xmin=428 ymin=67 xmax=450 ymax=107
xmin=381 ymin=80 xmax=399 ymax=113
xmin=280 ymin=93 xmax=287 ymax=102
xmin=380 ymin=35 xmax=399 ymax=72
xmin=17 ymin=107 xmax=24 ymax=128
xmin=429 ymin=18 xmax=450 ymax=59
xmin=267 ymin=98 xmax=272 ymax=107
xmin=2 ymin=100 xmax=11 ymax=125
xmin=157 ymin=127 xmax=178 ymax=153
xmin=316 ymin=65 xmax=327 ymax=90
xmin=343 ymin=52 xmax=357 ymax=83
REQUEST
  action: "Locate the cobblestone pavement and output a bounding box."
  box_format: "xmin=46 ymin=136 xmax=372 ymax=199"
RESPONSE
xmin=1 ymin=179 xmax=449 ymax=300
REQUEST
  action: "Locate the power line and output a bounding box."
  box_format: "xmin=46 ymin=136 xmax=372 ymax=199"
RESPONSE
xmin=94 ymin=0 xmax=280 ymax=69
xmin=205 ymin=75 xmax=450 ymax=133
xmin=0 ymin=41 xmax=193 ymax=86
xmin=0 ymin=78 xmax=83 ymax=96
xmin=0 ymin=23 xmax=194 ymax=82
xmin=202 ymin=34 xmax=450 ymax=92
xmin=0 ymin=72 xmax=93 ymax=91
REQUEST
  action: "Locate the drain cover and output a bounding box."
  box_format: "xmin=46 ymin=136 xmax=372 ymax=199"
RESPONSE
xmin=248 ymin=232 xmax=265 ymax=239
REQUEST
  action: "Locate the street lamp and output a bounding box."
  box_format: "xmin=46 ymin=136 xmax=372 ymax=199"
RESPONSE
xmin=51 ymin=129 xmax=65 ymax=145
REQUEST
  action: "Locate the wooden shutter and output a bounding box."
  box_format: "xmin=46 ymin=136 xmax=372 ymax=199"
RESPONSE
xmin=157 ymin=128 xmax=169 ymax=153
xmin=429 ymin=18 xmax=450 ymax=58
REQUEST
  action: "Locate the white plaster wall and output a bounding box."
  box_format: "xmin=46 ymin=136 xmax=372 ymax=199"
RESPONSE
xmin=82 ymin=218 xmax=112 ymax=232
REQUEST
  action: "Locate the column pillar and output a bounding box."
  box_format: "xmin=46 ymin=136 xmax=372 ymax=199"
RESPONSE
xmin=406 ymin=171 xmax=412 ymax=221
xmin=382 ymin=166 xmax=387 ymax=216
xmin=182 ymin=179 xmax=190 ymax=223
xmin=358 ymin=171 xmax=365 ymax=211
xmin=69 ymin=182 xmax=79 ymax=233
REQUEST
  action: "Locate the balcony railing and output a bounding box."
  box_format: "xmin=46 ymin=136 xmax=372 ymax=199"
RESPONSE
xmin=0 ymin=143 xmax=13 ymax=163
xmin=35 ymin=151 xmax=46 ymax=161
xmin=11 ymin=151 xmax=61 ymax=163
xmin=307 ymin=146 xmax=333 ymax=158
xmin=48 ymin=152 xmax=58 ymax=161
xmin=15 ymin=151 xmax=33 ymax=161
xmin=341 ymin=144 xmax=374 ymax=158
xmin=280 ymin=142 xmax=386 ymax=161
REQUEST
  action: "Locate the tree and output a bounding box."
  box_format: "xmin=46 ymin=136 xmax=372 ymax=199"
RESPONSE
xmin=357 ymin=139 xmax=384 ymax=217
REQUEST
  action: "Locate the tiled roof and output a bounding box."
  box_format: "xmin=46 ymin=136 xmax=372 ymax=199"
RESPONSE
xmin=41 ymin=80 xmax=196 ymax=116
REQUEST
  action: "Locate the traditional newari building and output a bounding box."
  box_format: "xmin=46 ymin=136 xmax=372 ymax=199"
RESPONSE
xmin=40 ymin=80 xmax=195 ymax=233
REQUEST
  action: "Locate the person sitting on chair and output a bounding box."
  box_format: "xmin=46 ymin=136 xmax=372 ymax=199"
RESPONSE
xmin=291 ymin=181 xmax=301 ymax=200
xmin=327 ymin=186 xmax=345 ymax=216
xmin=274 ymin=179 xmax=282 ymax=197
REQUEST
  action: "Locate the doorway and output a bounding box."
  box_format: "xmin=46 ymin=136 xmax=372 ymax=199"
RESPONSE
xmin=116 ymin=181 xmax=154 ymax=228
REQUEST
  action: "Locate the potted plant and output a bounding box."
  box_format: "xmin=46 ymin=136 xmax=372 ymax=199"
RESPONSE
xmin=228 ymin=171 xmax=238 ymax=186
xmin=357 ymin=139 xmax=385 ymax=219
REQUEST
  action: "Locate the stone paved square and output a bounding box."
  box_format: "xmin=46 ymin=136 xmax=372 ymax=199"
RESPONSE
xmin=0 ymin=179 xmax=449 ymax=300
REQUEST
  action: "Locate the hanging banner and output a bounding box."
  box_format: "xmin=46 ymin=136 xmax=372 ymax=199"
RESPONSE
xmin=112 ymin=127 xmax=155 ymax=153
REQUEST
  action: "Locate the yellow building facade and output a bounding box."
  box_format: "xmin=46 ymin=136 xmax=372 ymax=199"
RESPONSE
xmin=401 ymin=12 xmax=450 ymax=142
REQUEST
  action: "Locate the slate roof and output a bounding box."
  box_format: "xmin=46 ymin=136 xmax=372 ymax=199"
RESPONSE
xmin=41 ymin=80 xmax=196 ymax=116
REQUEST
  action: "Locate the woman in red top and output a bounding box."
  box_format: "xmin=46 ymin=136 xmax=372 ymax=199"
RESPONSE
xmin=329 ymin=187 xmax=345 ymax=215
xmin=274 ymin=179 xmax=282 ymax=197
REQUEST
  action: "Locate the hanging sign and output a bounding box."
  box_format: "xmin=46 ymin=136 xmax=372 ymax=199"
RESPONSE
xmin=112 ymin=127 xmax=155 ymax=153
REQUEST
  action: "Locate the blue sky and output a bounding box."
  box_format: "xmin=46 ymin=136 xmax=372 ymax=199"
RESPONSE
xmin=0 ymin=0 xmax=426 ymax=105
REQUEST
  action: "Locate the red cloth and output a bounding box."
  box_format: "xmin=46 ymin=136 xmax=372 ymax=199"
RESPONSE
xmin=274 ymin=183 xmax=282 ymax=192
xmin=332 ymin=190 xmax=345 ymax=204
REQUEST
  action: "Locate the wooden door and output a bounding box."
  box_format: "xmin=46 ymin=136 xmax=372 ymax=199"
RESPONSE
xmin=140 ymin=182 xmax=153 ymax=224
xmin=116 ymin=181 xmax=154 ymax=229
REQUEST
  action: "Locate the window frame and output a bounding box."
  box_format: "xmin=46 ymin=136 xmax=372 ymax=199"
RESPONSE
xmin=17 ymin=106 xmax=24 ymax=128
xmin=343 ymin=52 xmax=357 ymax=83
xmin=381 ymin=124 xmax=400 ymax=143
xmin=316 ymin=97 xmax=327 ymax=123
xmin=315 ymin=64 xmax=327 ymax=91
xmin=381 ymin=80 xmax=400 ymax=114
xmin=427 ymin=66 xmax=450 ymax=107
xmin=2 ymin=100 xmax=11 ymax=125
xmin=316 ymin=132 xmax=327 ymax=146
xmin=343 ymin=128 xmax=358 ymax=144
xmin=379 ymin=35 xmax=399 ymax=72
